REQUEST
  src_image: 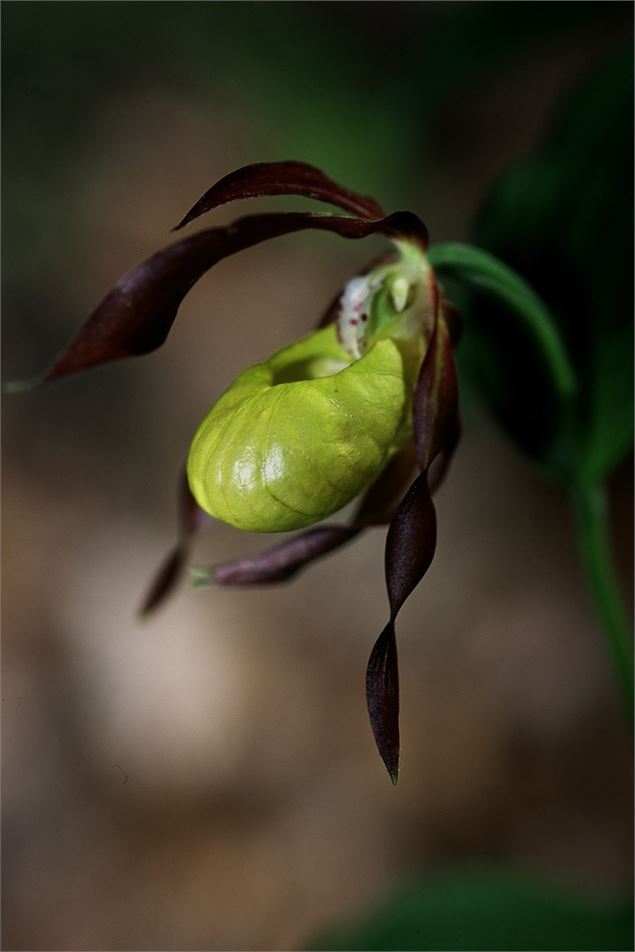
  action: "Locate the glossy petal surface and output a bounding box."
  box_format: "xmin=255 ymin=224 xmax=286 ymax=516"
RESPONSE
xmin=187 ymin=326 xmax=409 ymax=531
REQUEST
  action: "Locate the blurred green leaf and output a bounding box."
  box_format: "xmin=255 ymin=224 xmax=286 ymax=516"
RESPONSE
xmin=311 ymin=867 xmax=634 ymax=951
xmin=428 ymin=242 xmax=577 ymax=468
xmin=462 ymin=50 xmax=633 ymax=482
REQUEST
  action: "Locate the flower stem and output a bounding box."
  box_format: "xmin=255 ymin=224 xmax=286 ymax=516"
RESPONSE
xmin=573 ymin=482 xmax=633 ymax=721
xmin=429 ymin=242 xmax=633 ymax=717
xmin=427 ymin=242 xmax=577 ymax=407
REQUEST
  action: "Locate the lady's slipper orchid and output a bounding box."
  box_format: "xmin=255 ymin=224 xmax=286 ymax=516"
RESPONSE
xmin=7 ymin=162 xmax=460 ymax=783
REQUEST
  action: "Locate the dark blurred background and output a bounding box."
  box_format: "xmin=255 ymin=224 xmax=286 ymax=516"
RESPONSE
xmin=2 ymin=3 xmax=633 ymax=950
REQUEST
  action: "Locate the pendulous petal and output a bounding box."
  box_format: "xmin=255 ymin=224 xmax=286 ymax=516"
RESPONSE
xmin=366 ymin=471 xmax=437 ymax=781
xmin=139 ymin=470 xmax=211 ymax=616
xmin=366 ymin=620 xmax=400 ymax=785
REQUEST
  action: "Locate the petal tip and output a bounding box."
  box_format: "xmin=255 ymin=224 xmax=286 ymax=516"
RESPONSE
xmin=137 ymin=589 xmax=160 ymax=620
xmin=190 ymin=564 xmax=213 ymax=589
xmin=137 ymin=581 xmax=168 ymax=619
xmin=2 ymin=376 xmax=41 ymax=395
xmin=366 ymin=621 xmax=400 ymax=785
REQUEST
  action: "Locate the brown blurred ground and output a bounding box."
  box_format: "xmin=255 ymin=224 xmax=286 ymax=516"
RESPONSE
xmin=2 ymin=4 xmax=633 ymax=950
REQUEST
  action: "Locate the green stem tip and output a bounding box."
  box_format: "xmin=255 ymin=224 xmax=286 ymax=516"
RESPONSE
xmin=190 ymin=565 xmax=213 ymax=590
xmin=573 ymin=482 xmax=634 ymax=722
xmin=427 ymin=242 xmax=577 ymax=407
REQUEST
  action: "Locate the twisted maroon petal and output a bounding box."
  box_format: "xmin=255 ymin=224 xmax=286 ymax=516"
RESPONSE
xmin=384 ymin=472 xmax=438 ymax=620
xmin=173 ymin=160 xmax=386 ymax=231
xmin=366 ymin=620 xmax=400 ymax=785
xmin=413 ymin=313 xmax=460 ymax=471
xmin=367 ymin=309 xmax=461 ymax=782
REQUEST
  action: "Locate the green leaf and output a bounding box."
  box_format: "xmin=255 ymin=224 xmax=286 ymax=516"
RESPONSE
xmin=311 ymin=867 xmax=634 ymax=951
xmin=462 ymin=50 xmax=633 ymax=482
xmin=428 ymin=243 xmax=577 ymax=472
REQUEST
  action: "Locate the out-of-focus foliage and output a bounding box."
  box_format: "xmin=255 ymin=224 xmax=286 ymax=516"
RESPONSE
xmin=313 ymin=867 xmax=634 ymax=951
xmin=3 ymin=3 xmax=631 ymax=257
xmin=456 ymin=50 xmax=633 ymax=481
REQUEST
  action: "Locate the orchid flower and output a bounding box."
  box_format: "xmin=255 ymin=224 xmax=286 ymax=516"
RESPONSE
xmin=6 ymin=162 xmax=462 ymax=783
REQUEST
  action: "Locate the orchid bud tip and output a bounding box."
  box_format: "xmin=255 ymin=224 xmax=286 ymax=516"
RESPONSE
xmin=171 ymin=212 xmax=193 ymax=232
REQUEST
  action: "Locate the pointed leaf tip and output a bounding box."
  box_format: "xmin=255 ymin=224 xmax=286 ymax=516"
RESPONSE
xmin=385 ymin=472 xmax=437 ymax=619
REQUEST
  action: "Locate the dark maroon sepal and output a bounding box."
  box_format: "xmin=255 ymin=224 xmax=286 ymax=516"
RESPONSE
xmin=354 ymin=445 xmax=418 ymax=527
xmin=5 ymin=211 xmax=429 ymax=390
xmin=366 ymin=620 xmax=400 ymax=784
xmin=173 ymin=160 xmax=385 ymax=231
xmin=209 ymin=525 xmax=360 ymax=586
